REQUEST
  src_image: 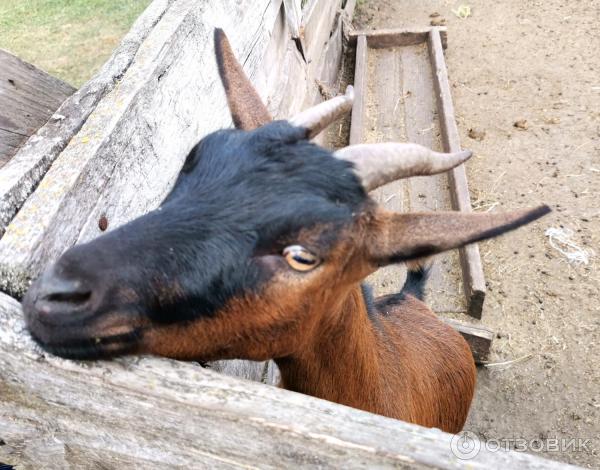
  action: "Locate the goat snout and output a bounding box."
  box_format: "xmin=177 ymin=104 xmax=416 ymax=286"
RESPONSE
xmin=24 ymin=265 xmax=93 ymax=324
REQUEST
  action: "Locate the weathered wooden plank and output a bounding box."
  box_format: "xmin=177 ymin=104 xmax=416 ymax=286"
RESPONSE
xmin=0 ymin=50 xmax=76 ymax=136
xmin=0 ymin=0 xmax=282 ymax=298
xmin=0 ymin=49 xmax=76 ymax=166
xmin=441 ymin=317 xmax=494 ymax=364
xmin=0 ymin=0 xmax=175 ymax=237
xmin=348 ymin=27 xmax=448 ymax=49
xmin=316 ymin=5 xmax=344 ymax=87
xmin=256 ymin=3 xmax=308 ymax=119
xmin=365 ymin=45 xmax=408 ymax=297
xmin=0 ymin=293 xmax=577 ymax=469
xmin=317 ymin=0 xmax=356 ymax=88
xmin=0 ymin=130 xmax=24 ymax=167
xmin=349 ymin=34 xmax=368 ymax=146
xmin=428 ymin=29 xmax=486 ymax=319
xmin=283 ymin=0 xmax=302 ymax=38
xmin=302 ymin=0 xmax=341 ymax=80
xmin=399 ymin=43 xmax=464 ymax=313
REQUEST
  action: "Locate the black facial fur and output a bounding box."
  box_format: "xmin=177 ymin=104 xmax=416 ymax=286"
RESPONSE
xmin=35 ymin=121 xmax=367 ymax=331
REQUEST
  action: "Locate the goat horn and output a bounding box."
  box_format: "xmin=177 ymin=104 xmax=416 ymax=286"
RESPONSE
xmin=289 ymin=86 xmax=354 ymax=139
xmin=333 ymin=143 xmax=472 ymax=191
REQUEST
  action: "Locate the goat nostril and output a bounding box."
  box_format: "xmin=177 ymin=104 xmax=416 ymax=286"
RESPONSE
xmin=34 ymin=271 xmax=93 ymax=308
xmin=45 ymin=290 xmax=92 ymax=305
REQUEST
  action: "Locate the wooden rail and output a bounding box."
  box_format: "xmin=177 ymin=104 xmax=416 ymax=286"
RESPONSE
xmin=0 ymin=293 xmax=577 ymax=469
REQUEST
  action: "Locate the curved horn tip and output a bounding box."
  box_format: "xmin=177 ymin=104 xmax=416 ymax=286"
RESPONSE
xmin=527 ymin=204 xmax=552 ymax=219
xmin=345 ymin=85 xmax=354 ymax=99
xmin=456 ymin=149 xmax=473 ymax=162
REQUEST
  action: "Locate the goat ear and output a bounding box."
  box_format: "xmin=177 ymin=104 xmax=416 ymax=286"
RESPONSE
xmin=214 ymin=28 xmax=272 ymax=130
xmin=365 ymin=205 xmax=550 ymax=265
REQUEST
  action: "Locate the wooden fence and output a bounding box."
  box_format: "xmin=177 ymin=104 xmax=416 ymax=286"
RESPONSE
xmin=0 ymin=0 xmax=578 ymax=468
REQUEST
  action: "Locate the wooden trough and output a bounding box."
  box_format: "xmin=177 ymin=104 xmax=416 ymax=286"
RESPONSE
xmin=348 ymin=28 xmax=494 ymax=361
xmin=0 ymin=0 xmax=577 ymax=468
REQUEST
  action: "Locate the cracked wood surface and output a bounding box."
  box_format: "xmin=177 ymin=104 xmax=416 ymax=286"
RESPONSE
xmin=0 ymin=0 xmax=176 ymax=237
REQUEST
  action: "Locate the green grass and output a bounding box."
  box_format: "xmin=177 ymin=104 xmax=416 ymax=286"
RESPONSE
xmin=0 ymin=0 xmax=152 ymax=87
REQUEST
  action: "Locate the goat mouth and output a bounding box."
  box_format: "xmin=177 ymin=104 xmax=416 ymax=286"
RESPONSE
xmin=30 ymin=329 xmax=141 ymax=360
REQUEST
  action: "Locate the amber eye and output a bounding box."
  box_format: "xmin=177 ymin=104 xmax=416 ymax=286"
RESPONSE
xmin=283 ymin=245 xmax=321 ymax=272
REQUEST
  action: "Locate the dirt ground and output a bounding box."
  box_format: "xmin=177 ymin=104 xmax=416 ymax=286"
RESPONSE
xmin=354 ymin=0 xmax=599 ymax=467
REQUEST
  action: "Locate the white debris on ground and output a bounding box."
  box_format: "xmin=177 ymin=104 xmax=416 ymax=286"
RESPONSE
xmin=544 ymin=227 xmax=594 ymax=265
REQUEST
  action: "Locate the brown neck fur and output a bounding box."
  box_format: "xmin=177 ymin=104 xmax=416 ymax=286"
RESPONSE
xmin=276 ymin=283 xmax=476 ymax=432
xmin=276 ymin=286 xmax=386 ymax=413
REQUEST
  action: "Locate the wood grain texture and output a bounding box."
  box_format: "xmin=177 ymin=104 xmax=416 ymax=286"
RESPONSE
xmin=348 ymin=27 xmax=447 ymax=49
xmin=301 ymin=0 xmax=339 ymax=67
xmin=349 ymin=34 xmax=367 ymax=146
xmin=0 ymin=292 xmax=576 ymax=469
xmin=428 ymin=29 xmax=486 ymax=319
xmin=0 ymin=49 xmax=75 ymax=166
xmin=0 ymin=0 xmax=176 ymax=238
xmin=0 ymin=0 xmax=283 ymax=298
xmin=0 ymin=130 xmax=24 ymax=167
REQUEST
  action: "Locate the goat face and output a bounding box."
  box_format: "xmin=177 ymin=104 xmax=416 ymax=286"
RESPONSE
xmin=22 ymin=29 xmax=549 ymax=362
xmin=23 ymin=122 xmax=373 ymax=360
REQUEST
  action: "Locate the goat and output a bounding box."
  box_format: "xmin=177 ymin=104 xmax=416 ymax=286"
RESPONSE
xmin=22 ymin=29 xmax=549 ymax=433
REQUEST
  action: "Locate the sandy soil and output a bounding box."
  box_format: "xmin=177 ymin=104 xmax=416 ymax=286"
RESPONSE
xmin=354 ymin=1 xmax=599 ymax=467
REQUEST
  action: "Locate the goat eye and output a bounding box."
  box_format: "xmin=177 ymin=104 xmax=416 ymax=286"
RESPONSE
xmin=283 ymin=245 xmax=320 ymax=272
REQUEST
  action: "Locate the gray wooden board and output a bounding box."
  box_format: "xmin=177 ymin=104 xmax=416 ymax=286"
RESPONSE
xmin=349 ymin=35 xmax=367 ymax=146
xmin=0 ymin=0 xmax=176 ymax=236
xmin=428 ymin=29 xmax=486 ymax=318
xmin=361 ymin=43 xmax=464 ymax=314
xmin=0 ymin=293 xmax=579 ymax=469
xmin=0 ymin=49 xmax=76 ymax=166
xmin=0 ymin=130 xmax=24 ymax=166
xmin=442 ymin=317 xmax=494 ymax=364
